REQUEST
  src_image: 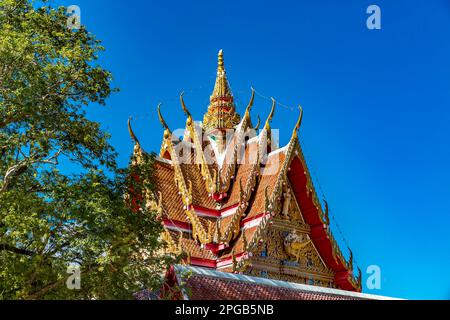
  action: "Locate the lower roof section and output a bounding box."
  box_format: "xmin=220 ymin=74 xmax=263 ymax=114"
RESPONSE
xmin=151 ymin=265 xmax=401 ymax=301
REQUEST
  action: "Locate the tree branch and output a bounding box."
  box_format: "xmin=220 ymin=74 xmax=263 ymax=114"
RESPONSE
xmin=0 ymin=244 xmax=35 ymax=256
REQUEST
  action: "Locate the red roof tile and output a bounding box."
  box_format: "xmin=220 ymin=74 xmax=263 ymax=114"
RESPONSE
xmin=156 ymin=266 xmax=398 ymax=301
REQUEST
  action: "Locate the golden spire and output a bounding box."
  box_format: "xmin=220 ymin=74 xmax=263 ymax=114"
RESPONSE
xmin=203 ymin=50 xmax=241 ymax=131
xmin=218 ymin=49 xmax=224 ymax=72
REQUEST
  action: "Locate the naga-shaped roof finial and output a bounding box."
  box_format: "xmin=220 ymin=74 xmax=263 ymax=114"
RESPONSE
xmin=180 ymin=92 xmax=192 ymax=119
xmin=348 ymin=247 xmax=354 ymax=271
xmin=323 ymin=199 xmax=330 ymax=225
xmin=254 ymin=115 xmax=261 ymax=131
xmin=291 ymin=105 xmax=303 ymax=139
xmin=157 ymin=103 xmax=171 ymax=139
xmin=180 ymin=92 xmax=193 ymax=126
xmin=244 ymin=87 xmax=255 ymax=120
xmin=264 ymin=98 xmax=276 ymax=131
xmin=127 ymin=116 xmax=140 ymax=145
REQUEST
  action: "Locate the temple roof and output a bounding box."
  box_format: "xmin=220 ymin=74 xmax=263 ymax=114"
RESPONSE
xmin=128 ymin=50 xmax=362 ymax=293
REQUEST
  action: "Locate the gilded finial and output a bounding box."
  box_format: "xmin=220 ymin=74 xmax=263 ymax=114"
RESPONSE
xmin=348 ymin=247 xmax=354 ymax=271
xmin=323 ymin=199 xmax=330 ymax=225
xmin=157 ymin=103 xmax=170 ymax=132
xmin=244 ymin=87 xmax=255 ymax=119
xmin=254 ymin=115 xmax=261 ymax=131
xmin=264 ymin=98 xmax=276 ymax=130
xmin=218 ymin=49 xmax=224 ymax=72
xmin=357 ymin=267 xmax=362 ymax=289
xmin=292 ymin=105 xmax=303 ymax=137
xmin=180 ymin=92 xmax=192 ymax=119
xmin=158 ymin=104 xmax=172 ymax=140
xmin=127 ymin=116 xmax=139 ymax=144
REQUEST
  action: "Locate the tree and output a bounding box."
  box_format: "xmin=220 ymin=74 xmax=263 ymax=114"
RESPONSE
xmin=0 ymin=0 xmax=176 ymax=299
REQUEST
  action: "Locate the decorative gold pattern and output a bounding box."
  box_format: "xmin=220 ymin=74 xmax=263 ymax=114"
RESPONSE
xmin=127 ymin=117 xmax=144 ymax=165
xmin=283 ymin=231 xmax=311 ymax=262
xmin=245 ymin=226 xmax=334 ymax=284
xmin=156 ymin=106 xmax=213 ymax=244
xmin=219 ymin=150 xmax=260 ymax=242
xmin=217 ymin=88 xmax=256 ymax=194
xmin=180 ymin=93 xmax=216 ymax=194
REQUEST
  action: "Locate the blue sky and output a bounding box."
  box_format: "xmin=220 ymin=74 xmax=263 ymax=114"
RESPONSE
xmin=55 ymin=0 xmax=450 ymax=299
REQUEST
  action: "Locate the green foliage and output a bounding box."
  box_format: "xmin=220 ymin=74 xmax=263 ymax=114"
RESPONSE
xmin=0 ymin=0 xmax=176 ymax=299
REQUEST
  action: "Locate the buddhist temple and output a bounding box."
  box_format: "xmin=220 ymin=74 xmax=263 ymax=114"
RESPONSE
xmin=129 ymin=50 xmax=363 ymax=298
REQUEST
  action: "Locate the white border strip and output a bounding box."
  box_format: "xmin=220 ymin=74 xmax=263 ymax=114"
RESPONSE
xmin=165 ymin=224 xmax=191 ymax=233
xmin=194 ymin=205 xmax=238 ymax=218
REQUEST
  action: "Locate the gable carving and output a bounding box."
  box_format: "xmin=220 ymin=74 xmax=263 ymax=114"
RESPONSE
xmin=248 ymin=227 xmax=334 ymax=282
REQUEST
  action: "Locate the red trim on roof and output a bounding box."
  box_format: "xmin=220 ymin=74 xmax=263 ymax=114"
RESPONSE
xmin=189 ymin=257 xmax=217 ymax=268
xmin=288 ymin=156 xmax=358 ymax=292
xmin=241 ymin=212 xmax=269 ymax=227
xmin=163 ymin=219 xmax=191 ymax=232
xmin=190 ymin=203 xmax=239 ymax=218
xmin=188 ymin=252 xmax=248 ymax=269
xmin=160 ymin=266 xmax=183 ymax=300
xmin=217 ymin=252 xmax=247 ymax=268
xmin=205 ymin=243 xmax=228 ymax=253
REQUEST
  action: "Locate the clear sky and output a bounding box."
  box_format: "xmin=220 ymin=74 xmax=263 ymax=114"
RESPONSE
xmin=55 ymin=0 xmax=450 ymax=299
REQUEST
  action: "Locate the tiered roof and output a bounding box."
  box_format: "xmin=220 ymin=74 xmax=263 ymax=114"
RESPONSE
xmin=129 ymin=50 xmax=362 ymax=292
